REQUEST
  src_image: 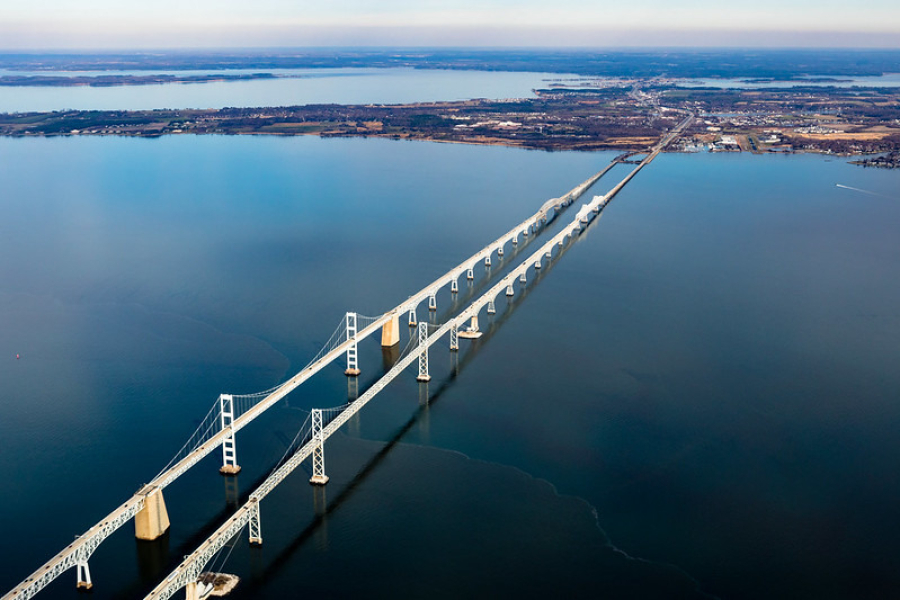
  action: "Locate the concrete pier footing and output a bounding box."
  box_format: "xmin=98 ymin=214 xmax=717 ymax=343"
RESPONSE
xmin=219 ymin=464 xmax=241 ymax=475
xmin=135 ymin=488 xmax=170 ymax=541
xmin=381 ymin=314 xmax=400 ymax=347
xmin=309 ymin=474 xmax=330 ymax=486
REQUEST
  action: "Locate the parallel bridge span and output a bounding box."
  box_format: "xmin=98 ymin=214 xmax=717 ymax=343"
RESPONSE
xmin=1 ymin=138 xmax=631 ymax=600
xmin=144 ymin=114 xmax=694 ymax=600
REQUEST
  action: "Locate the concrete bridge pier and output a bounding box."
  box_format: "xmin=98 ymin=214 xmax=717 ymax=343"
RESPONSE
xmin=520 ymin=271 xmax=527 ymax=284
xmin=498 ymin=246 xmax=504 ymax=257
xmin=534 ymin=259 xmax=542 ymax=270
xmin=485 ymin=255 xmax=491 ymax=267
xmin=408 ymin=307 xmax=417 ymax=327
xmin=506 ymin=283 xmax=514 ymax=297
xmin=467 ymin=268 xmax=474 ymax=280
xmin=185 ymin=581 xmax=199 ymax=600
xmin=428 ymin=294 xmax=437 ymax=311
xmin=135 ymin=488 xmax=170 ymax=541
xmin=487 ymin=299 xmax=496 ymax=315
xmin=451 ymin=278 xmax=458 ymax=293
xmin=512 ymin=235 xmax=518 ymax=245
xmin=76 ymin=560 xmax=92 ymax=590
xmin=381 ymin=314 xmax=400 ymax=347
xmin=458 ymin=315 xmax=482 ymax=339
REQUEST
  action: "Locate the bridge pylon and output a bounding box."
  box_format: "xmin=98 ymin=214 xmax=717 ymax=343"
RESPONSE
xmin=416 ymin=322 xmax=431 ymax=382
xmin=219 ymin=394 xmax=241 ymax=475
xmin=344 ymin=312 xmax=361 ymax=376
xmin=76 ymin=560 xmax=92 ymax=590
xmin=248 ymin=499 xmax=262 ymax=546
xmin=309 ymin=409 xmax=329 ymax=485
xmin=449 ymin=324 xmax=459 ymax=351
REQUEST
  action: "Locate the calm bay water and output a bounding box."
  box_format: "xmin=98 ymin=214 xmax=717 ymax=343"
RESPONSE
xmin=0 ymin=68 xmax=571 ymax=113
xmin=1 ymin=133 xmax=899 ymax=600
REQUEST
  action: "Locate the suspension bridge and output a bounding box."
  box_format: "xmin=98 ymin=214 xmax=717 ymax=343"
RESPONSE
xmin=3 ymin=114 xmax=692 ymax=600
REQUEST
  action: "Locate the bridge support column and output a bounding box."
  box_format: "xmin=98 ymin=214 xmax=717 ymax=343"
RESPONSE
xmin=520 ymin=271 xmax=527 ymax=284
xmin=135 ymin=488 xmax=170 ymax=541
xmin=185 ymin=581 xmax=199 ymax=600
xmin=498 ymin=246 xmax=504 ymax=257
xmin=506 ymin=283 xmax=514 ymax=297
xmin=219 ymin=394 xmax=241 ymax=475
xmin=451 ymin=279 xmax=458 ymax=293
xmin=450 ymin=324 xmax=459 ymax=351
xmin=381 ymin=314 xmax=400 ymax=347
xmin=416 ymin=322 xmax=431 ymax=382
xmin=428 ymin=294 xmax=437 ymax=312
xmin=458 ymin=315 xmax=482 ymax=339
xmin=484 ymin=255 xmax=491 ymax=267
xmin=466 ymin=268 xmax=474 ymax=281
xmin=534 ymin=259 xmax=542 ymax=270
xmin=249 ymin=500 xmax=262 ymax=546
xmin=408 ymin=307 xmax=417 ymax=327
xmin=76 ymin=560 xmax=92 ymax=590
xmin=487 ymin=299 xmax=496 ymax=315
xmin=344 ymin=312 xmax=360 ymax=376
xmin=512 ymin=235 xmax=518 ymax=246
xmin=545 ymin=249 xmax=552 ymax=259
xmin=309 ymin=409 xmax=329 ymax=485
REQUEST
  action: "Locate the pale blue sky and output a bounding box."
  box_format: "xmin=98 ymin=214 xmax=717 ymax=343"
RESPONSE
xmin=2 ymin=0 xmax=899 ymax=49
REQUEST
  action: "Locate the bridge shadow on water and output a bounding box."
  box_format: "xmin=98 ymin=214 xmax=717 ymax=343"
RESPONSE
xmin=129 ymin=183 xmax=611 ymax=598
xmin=230 ymin=209 xmax=607 ymax=594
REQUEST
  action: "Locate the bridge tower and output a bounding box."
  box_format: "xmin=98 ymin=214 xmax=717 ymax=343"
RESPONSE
xmin=450 ymin=323 xmax=459 ymax=351
xmin=248 ymin=499 xmax=262 ymax=546
xmin=219 ymin=394 xmax=241 ymax=475
xmin=344 ymin=312 xmax=361 ymax=376
xmin=416 ymin=322 xmax=431 ymax=382
xmin=309 ymin=409 xmax=329 ymax=485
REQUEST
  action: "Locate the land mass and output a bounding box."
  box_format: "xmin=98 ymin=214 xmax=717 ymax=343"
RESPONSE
xmin=2 ymin=82 xmax=898 ymax=159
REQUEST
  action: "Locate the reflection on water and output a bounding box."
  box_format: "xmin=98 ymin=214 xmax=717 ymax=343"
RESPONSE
xmin=0 ymin=67 xmax=574 ymax=112
xmin=1 ymin=135 xmax=899 ymax=599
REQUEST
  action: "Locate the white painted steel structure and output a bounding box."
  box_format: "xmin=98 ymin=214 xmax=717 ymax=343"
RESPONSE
xmin=3 ymin=114 xmax=693 ymax=600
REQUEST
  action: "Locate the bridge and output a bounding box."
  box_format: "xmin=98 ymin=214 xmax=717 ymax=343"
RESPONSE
xmin=2 ymin=114 xmax=692 ymax=600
